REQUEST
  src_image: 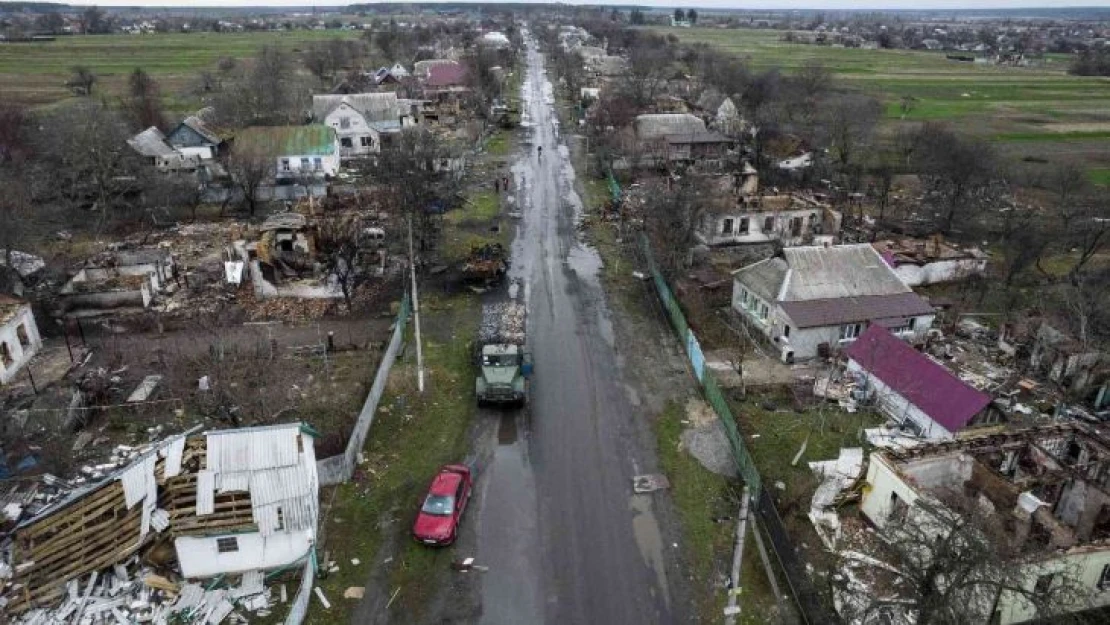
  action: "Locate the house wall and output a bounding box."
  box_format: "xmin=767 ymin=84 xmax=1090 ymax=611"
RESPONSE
xmin=324 ymin=104 xmax=382 ymax=157
xmin=847 ymin=357 xmax=956 ymax=440
xmin=998 ymin=550 xmax=1110 ymax=624
xmin=731 ymin=281 xmax=775 ymax=341
xmin=177 ymin=145 xmax=215 ymax=161
xmin=860 ymin=455 xmax=924 ymax=527
xmin=701 ymin=208 xmax=838 ymax=247
xmin=174 ymin=530 xmax=313 ymax=578
xmin=780 ymin=313 xmax=934 ymax=361
xmin=275 ymin=151 xmax=340 ymax=178
xmin=861 ymin=453 xmax=973 ymax=527
xmin=0 ymin=306 xmax=42 ymax=385
xmin=863 ymin=452 xmax=1110 ymax=625
xmin=892 ymin=258 xmax=988 ymax=287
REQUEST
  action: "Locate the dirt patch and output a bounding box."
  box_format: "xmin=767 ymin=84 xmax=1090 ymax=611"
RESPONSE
xmin=685 ymin=397 xmax=716 ymax=428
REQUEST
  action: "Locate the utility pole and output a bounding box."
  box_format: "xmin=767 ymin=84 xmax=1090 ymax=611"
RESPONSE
xmin=408 ymin=216 xmax=425 ymax=393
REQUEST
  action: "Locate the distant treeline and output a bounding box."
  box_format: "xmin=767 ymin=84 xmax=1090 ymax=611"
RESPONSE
xmin=0 ymin=2 xmax=72 ymax=14
xmin=1069 ymin=48 xmax=1110 ymax=77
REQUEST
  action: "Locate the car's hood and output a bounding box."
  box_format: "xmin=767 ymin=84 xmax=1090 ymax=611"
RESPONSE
xmin=413 ymin=512 xmax=453 ymax=539
xmin=482 ymin=366 xmax=517 ymax=386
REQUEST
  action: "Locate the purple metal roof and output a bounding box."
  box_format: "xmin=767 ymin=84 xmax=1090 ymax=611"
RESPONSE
xmin=425 ymin=62 xmax=468 ymax=87
xmin=779 ymin=292 xmax=934 ymax=329
xmin=845 ymin=325 xmax=991 ymax=433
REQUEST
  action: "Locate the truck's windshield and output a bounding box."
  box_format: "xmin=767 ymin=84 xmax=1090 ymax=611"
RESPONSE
xmin=482 ymin=353 xmax=520 ymax=367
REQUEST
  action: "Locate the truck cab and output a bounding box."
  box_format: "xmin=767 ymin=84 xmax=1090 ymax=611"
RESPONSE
xmin=476 ymin=343 xmax=532 ymax=407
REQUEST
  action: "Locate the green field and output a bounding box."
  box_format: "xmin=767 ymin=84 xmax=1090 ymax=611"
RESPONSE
xmin=657 ymin=27 xmax=1110 ymax=176
xmin=0 ymin=30 xmax=361 ymax=107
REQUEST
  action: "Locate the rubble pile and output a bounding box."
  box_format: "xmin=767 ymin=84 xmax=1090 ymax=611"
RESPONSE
xmin=11 ymin=567 xmax=280 ymax=624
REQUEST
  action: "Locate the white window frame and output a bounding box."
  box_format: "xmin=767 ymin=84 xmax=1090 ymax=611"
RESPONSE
xmin=722 ymin=218 xmax=734 ymax=235
xmin=839 ymin=323 xmax=862 ymax=342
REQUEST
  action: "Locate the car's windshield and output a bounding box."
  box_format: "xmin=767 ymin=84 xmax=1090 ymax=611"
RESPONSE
xmin=482 ymin=353 xmax=520 ymax=367
xmin=421 ymin=494 xmax=455 ymax=516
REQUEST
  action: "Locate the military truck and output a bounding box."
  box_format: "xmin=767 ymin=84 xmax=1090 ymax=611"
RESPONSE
xmin=475 ymin=302 xmax=533 ymax=407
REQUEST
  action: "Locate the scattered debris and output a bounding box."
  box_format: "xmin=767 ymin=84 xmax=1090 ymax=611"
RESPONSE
xmin=343 ymin=587 xmax=365 ymax=600
xmin=632 ymin=474 xmax=671 ymax=494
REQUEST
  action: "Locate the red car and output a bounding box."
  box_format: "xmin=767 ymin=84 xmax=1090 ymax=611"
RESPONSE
xmin=412 ymin=464 xmax=473 ymax=546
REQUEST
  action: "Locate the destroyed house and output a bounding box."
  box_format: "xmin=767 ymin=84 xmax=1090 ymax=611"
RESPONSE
xmin=165 ymin=115 xmax=225 ymax=162
xmin=57 ymin=249 xmax=176 ymax=315
xmin=1030 ymin=323 xmax=1109 ymax=403
xmin=0 ymin=423 xmax=319 ymax=618
xmin=846 ymin=325 xmax=1001 ymax=440
xmin=874 ymin=236 xmax=988 ymax=287
xmin=699 ymin=184 xmax=842 ymax=247
xmin=0 ymin=295 xmax=41 ymax=385
xmin=632 ymin=114 xmax=733 ymax=169
xmin=860 ymin=425 xmax=1110 ymax=624
xmin=731 ymin=244 xmax=935 ymax=362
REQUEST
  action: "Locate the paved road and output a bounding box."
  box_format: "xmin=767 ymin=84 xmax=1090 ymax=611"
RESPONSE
xmin=472 ymin=33 xmax=676 ymax=625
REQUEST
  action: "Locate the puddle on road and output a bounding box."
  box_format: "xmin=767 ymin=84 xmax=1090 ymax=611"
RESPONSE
xmin=498 ymin=412 xmax=519 ymax=445
xmin=629 ymin=494 xmax=672 ymax=609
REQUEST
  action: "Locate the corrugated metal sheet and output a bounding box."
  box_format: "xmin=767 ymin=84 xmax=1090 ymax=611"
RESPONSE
xmin=206 ymin=428 xmax=299 ymax=472
xmin=163 ymin=436 xmax=185 ymax=478
xmin=120 ymin=460 xmax=147 ymax=509
xmin=196 ymin=470 xmax=215 ymax=516
xmin=216 ymin=471 xmax=251 ymax=493
xmin=249 ymin=466 xmax=313 ymax=506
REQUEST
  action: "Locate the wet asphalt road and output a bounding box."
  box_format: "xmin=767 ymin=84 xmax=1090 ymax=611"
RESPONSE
xmin=472 ymin=35 xmax=676 ymax=625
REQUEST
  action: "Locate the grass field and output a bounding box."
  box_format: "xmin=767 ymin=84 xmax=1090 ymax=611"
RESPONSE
xmin=657 ymin=27 xmax=1110 ymax=177
xmin=0 ymin=30 xmax=360 ymax=107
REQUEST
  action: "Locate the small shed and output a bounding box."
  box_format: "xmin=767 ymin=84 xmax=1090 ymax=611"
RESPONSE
xmin=846 ymin=325 xmax=998 ymax=439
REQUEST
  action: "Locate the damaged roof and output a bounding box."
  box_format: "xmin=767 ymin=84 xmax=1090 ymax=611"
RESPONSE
xmin=127 ymin=126 xmax=174 ymax=158
xmin=313 ymin=92 xmax=401 ymax=123
xmin=847 ymin=325 xmax=992 ymax=433
xmin=424 ymin=61 xmax=469 ymax=87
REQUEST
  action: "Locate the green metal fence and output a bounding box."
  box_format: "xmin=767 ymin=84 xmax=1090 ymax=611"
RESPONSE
xmin=639 ymin=235 xmax=760 ymax=496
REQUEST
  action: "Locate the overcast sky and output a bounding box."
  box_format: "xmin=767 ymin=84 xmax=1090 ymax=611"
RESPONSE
xmin=43 ymin=1 xmax=1110 ymax=10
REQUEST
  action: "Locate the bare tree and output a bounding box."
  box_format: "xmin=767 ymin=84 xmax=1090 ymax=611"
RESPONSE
xmin=210 ymin=46 xmax=308 ymax=128
xmin=0 ymin=167 xmax=31 ymax=275
xmin=622 ymin=40 xmax=672 ymax=109
xmin=840 ymin=496 xmax=1093 ymax=625
xmin=1064 ymin=198 xmax=1110 ymax=281
xmin=316 ymin=214 xmax=370 ymax=311
xmin=303 ymin=39 xmax=368 ymax=85
xmin=124 ymin=67 xmax=165 ymax=131
xmin=34 ymin=101 xmax=144 ymax=231
xmin=821 ymin=94 xmax=882 ymax=190
xmin=0 ymin=104 xmax=30 ymax=163
xmin=361 ymin=127 xmax=461 ymax=254
xmin=225 ymin=144 xmax=273 ymax=216
xmin=643 ymin=176 xmax=705 ymax=279
xmin=68 ymin=65 xmax=97 ymax=96
xmin=912 ymin=123 xmax=1001 ymax=234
